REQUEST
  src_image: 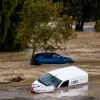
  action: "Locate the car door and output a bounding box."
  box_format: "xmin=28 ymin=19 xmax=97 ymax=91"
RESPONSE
xmin=43 ymin=53 xmax=54 ymax=64
xmin=52 ymin=54 xmax=64 ymax=64
xmin=60 ymin=80 xmax=69 ymax=87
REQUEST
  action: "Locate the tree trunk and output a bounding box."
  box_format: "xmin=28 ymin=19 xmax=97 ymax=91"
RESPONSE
xmin=75 ymin=18 xmax=84 ymax=31
xmin=75 ymin=21 xmax=81 ymax=31
xmin=80 ymin=19 xmax=84 ymax=31
xmin=80 ymin=9 xmax=85 ymax=31
xmin=30 ymin=46 xmax=36 ymax=65
xmin=32 ymin=47 xmax=36 ymax=56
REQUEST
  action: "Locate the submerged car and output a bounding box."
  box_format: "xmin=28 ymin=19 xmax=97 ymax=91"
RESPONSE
xmin=30 ymin=84 xmax=55 ymax=93
xmin=31 ymin=66 xmax=88 ymax=93
xmin=30 ymin=52 xmax=74 ymax=65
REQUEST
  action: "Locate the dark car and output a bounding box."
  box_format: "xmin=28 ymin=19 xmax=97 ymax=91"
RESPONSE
xmin=30 ymin=52 xmax=74 ymax=65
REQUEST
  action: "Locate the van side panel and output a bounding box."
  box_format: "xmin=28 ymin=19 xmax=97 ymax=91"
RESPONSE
xmin=68 ymin=75 xmax=88 ymax=86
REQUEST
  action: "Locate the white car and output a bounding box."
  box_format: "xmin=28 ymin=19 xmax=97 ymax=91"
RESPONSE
xmin=31 ymin=66 xmax=88 ymax=93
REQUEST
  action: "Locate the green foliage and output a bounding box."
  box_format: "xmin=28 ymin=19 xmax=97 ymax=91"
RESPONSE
xmin=0 ymin=0 xmax=18 ymax=44
xmin=61 ymin=0 xmax=100 ymax=30
xmin=65 ymin=0 xmax=100 ymax=21
xmin=18 ymin=0 xmax=76 ymax=55
xmin=64 ymin=0 xmax=83 ymax=21
xmin=0 ymin=0 xmax=26 ymax=51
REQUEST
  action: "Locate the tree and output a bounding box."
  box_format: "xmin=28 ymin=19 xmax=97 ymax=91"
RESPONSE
xmin=0 ymin=0 xmax=25 ymax=51
xmin=18 ymin=0 xmax=76 ymax=56
xmin=59 ymin=0 xmax=100 ymax=31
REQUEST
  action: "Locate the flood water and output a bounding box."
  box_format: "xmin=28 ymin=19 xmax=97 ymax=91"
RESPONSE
xmin=0 ymin=81 xmax=100 ymax=100
xmin=0 ymin=25 xmax=100 ymax=100
xmin=0 ymin=84 xmax=89 ymax=100
xmin=72 ymin=25 xmax=95 ymax=32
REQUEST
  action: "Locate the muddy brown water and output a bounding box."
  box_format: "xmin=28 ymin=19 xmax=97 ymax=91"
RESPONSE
xmin=0 ymin=82 xmax=100 ymax=100
xmin=0 ymin=27 xmax=100 ymax=100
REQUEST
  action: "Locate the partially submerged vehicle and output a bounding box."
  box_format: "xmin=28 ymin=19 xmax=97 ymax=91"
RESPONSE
xmin=30 ymin=52 xmax=74 ymax=65
xmin=30 ymin=84 xmax=55 ymax=93
xmin=31 ymin=66 xmax=88 ymax=93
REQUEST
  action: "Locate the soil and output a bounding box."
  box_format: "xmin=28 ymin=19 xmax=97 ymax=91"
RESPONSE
xmin=0 ymin=28 xmax=100 ymax=99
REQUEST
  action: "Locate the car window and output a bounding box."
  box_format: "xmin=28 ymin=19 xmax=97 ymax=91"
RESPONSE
xmin=33 ymin=54 xmax=40 ymax=59
xmin=38 ymin=73 xmax=62 ymax=87
xmin=60 ymin=80 xmax=69 ymax=87
xmin=53 ymin=54 xmax=61 ymax=58
xmin=44 ymin=53 xmax=53 ymax=58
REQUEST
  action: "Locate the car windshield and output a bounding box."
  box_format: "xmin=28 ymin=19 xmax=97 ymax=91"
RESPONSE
xmin=53 ymin=54 xmax=62 ymax=58
xmin=38 ymin=73 xmax=62 ymax=87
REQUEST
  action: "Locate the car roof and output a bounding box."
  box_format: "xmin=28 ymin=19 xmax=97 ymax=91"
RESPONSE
xmin=48 ymin=66 xmax=88 ymax=81
xmin=35 ymin=52 xmax=56 ymax=55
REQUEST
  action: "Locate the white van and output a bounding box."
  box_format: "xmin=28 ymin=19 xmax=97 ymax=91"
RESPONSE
xmin=31 ymin=66 xmax=88 ymax=92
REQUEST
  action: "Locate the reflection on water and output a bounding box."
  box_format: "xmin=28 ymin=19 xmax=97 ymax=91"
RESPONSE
xmin=54 ymin=85 xmax=88 ymax=97
xmin=72 ymin=26 xmax=94 ymax=32
xmin=0 ymin=85 xmax=88 ymax=99
xmin=33 ymin=85 xmax=88 ymax=98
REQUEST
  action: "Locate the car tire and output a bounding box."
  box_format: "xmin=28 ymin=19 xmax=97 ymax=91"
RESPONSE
xmin=65 ymin=62 xmax=70 ymax=64
xmin=65 ymin=62 xmax=68 ymax=64
xmin=40 ymin=62 xmax=45 ymax=65
xmin=68 ymin=62 xmax=70 ymax=64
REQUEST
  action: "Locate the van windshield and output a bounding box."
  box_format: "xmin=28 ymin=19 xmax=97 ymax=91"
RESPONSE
xmin=38 ymin=73 xmax=62 ymax=87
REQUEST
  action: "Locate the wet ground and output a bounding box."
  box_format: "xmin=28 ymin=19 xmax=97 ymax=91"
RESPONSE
xmin=0 ymin=26 xmax=100 ymax=100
